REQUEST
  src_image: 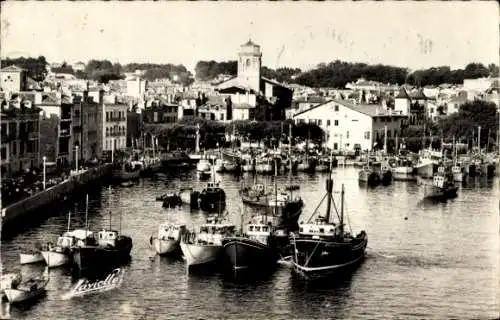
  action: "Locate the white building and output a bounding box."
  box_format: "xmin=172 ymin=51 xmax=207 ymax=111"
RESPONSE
xmin=293 ymin=99 xmax=406 ymax=152
xmin=102 ymin=96 xmax=128 ymax=152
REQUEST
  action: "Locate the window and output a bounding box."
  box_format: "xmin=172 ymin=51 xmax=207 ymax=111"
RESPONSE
xmin=346 ymin=131 xmax=350 ymax=139
xmin=1 ymin=147 xmax=6 ymax=160
xmin=387 ymin=130 xmax=391 ymax=138
xmin=333 ymin=143 xmax=338 ymax=150
xmin=334 ymin=105 xmax=339 ymax=111
xmin=318 ymin=119 xmax=322 ymax=126
xmin=12 ymin=142 xmax=16 ymax=156
xmin=220 ymin=113 xmax=224 ymax=121
xmin=334 ymin=120 xmax=339 ymax=126
xmin=153 ymin=112 xmax=158 ymax=122
xmin=106 ymin=112 xmax=109 ymax=122
xmin=327 ymin=119 xmax=331 ymax=126
xmin=364 ymin=131 xmax=370 ymax=139
xmin=106 ymin=128 xmax=109 ymax=137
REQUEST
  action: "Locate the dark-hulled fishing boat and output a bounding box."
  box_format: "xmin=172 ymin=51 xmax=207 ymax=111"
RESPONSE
xmin=178 ymin=182 xmax=226 ymax=213
xmin=72 ymin=229 xmax=133 ymax=271
xmin=424 ymin=166 xmax=458 ymax=200
xmin=222 ymin=215 xmax=279 ymax=271
xmin=290 ymin=171 xmax=368 ymax=279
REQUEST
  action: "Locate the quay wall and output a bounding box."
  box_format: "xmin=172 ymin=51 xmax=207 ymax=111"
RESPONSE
xmin=2 ymin=164 xmax=112 ymax=227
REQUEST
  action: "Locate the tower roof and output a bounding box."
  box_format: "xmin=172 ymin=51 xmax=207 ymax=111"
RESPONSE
xmin=409 ymin=88 xmax=428 ymax=100
xmin=242 ymin=39 xmax=259 ymax=47
xmin=395 ymin=87 xmax=410 ymax=99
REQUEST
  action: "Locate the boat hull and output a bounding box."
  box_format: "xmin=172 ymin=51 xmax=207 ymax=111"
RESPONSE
xmin=415 ymin=163 xmax=434 ymax=179
xmin=41 ymin=251 xmax=70 ymax=268
xmin=291 ymin=233 xmax=367 ymax=279
xmin=112 ymin=170 xmax=141 ymax=182
xmin=72 ymin=237 xmax=133 ymax=271
xmin=425 ymin=186 xmax=459 ymax=200
xmin=358 ymin=170 xmax=380 ymax=186
xmin=222 ymin=237 xmax=277 ymax=270
xmin=180 ymin=242 xmax=221 ymax=267
xmin=3 ymin=280 xmax=48 ymax=303
xmin=20 ymin=252 xmax=44 ymax=265
xmin=153 ymin=238 xmax=179 ymax=255
xmin=392 ymin=166 xmax=417 ymax=181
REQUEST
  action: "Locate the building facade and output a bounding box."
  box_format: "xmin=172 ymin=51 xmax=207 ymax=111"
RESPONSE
xmin=0 ymin=65 xmax=27 ymax=97
xmin=72 ymin=91 xmax=102 ymax=162
xmin=102 ymin=98 xmax=128 ymax=153
xmin=1 ymin=99 xmax=40 ymax=176
xmin=293 ymin=99 xmax=405 ymax=152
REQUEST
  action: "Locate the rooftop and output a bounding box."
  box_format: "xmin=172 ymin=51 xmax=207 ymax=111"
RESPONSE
xmin=293 ymin=98 xmax=405 ymax=118
xmin=0 ymin=65 xmax=24 ymax=72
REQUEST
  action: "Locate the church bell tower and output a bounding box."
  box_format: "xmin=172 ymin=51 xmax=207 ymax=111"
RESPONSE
xmin=237 ymin=39 xmax=262 ymax=94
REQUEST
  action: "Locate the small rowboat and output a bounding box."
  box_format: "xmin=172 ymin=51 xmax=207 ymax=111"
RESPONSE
xmin=19 ymin=251 xmax=44 ymax=265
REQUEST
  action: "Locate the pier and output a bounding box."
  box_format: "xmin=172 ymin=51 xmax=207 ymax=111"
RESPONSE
xmin=1 ymin=164 xmax=112 ymax=230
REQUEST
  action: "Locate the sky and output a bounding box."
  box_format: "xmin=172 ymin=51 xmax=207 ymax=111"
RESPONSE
xmin=1 ymin=2 xmax=498 ymax=72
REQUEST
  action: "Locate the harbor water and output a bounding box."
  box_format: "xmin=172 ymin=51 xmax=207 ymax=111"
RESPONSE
xmin=1 ymin=167 xmax=498 ymax=319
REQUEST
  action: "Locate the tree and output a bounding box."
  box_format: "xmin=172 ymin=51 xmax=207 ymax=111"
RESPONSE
xmin=438 ymin=100 xmax=498 ymax=149
xmin=1 ymin=56 xmax=48 ymax=81
xmin=488 ymin=64 xmax=499 ymax=77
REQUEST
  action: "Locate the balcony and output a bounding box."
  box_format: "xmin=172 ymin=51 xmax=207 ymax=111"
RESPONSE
xmin=107 ymin=117 xmax=126 ymax=122
xmin=107 ymin=132 xmax=125 ymax=137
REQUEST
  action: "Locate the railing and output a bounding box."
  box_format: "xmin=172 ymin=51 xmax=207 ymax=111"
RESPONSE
xmin=106 ymin=117 xmax=126 ymax=122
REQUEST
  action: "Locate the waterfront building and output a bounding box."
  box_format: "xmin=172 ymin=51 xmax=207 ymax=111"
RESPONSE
xmin=293 ymin=99 xmax=406 ymax=152
xmin=72 ymin=91 xmax=102 ymax=162
xmin=36 ymin=92 xmax=74 ymax=167
xmin=0 ymin=96 xmax=40 ymax=176
xmin=0 ymin=65 xmax=27 ymax=97
xmin=102 ymin=95 xmax=128 ymax=154
xmin=216 ymin=40 xmax=293 ymax=121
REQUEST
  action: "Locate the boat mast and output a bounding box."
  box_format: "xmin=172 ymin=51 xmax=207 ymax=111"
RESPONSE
xmin=109 ymin=185 xmax=112 ymax=230
xmin=340 ymin=184 xmax=345 ymax=237
xmin=0 ymin=148 xmax=3 ymax=277
xmin=288 ymin=123 xmax=293 ymax=195
xmin=67 ymin=210 xmax=71 ymax=233
xmin=85 ymin=194 xmax=89 ymax=238
xmin=325 ymin=150 xmax=334 ymax=223
xmin=274 ymin=159 xmax=278 ymax=220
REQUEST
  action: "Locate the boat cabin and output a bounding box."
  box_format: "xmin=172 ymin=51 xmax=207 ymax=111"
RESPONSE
xmin=251 ymin=183 xmax=266 ymax=193
xmin=199 ymin=224 xmax=236 ymax=235
xmin=205 ymin=182 xmax=221 ymax=191
xmin=97 ymin=229 xmax=119 ymax=247
xmin=298 ymin=218 xmax=341 ymax=239
xmin=58 ymin=229 xmax=94 ymax=248
xmin=158 ymin=224 xmax=186 ymax=239
xmin=247 ymin=223 xmax=272 ymax=245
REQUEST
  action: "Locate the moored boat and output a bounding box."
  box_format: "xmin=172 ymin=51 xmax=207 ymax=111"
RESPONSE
xmin=222 ymin=216 xmax=279 ymax=271
xmin=150 ymin=223 xmax=187 ymax=255
xmin=72 ymin=229 xmax=133 ymax=271
xmin=180 ymin=215 xmax=236 ymax=270
xmin=424 ymin=166 xmax=458 ymax=200
xmin=358 ymin=166 xmax=380 ymax=186
xmin=19 ymin=250 xmax=44 ymax=265
xmin=178 ymin=182 xmax=226 ymax=213
xmin=41 ymin=229 xmax=94 ymax=268
xmin=3 ymin=272 xmax=49 ymax=304
xmin=239 ymin=183 xmax=272 ymax=207
xmin=112 ymin=161 xmax=141 ymax=182
xmin=290 ymin=176 xmax=368 ymax=279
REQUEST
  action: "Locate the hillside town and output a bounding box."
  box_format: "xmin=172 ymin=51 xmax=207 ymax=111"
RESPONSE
xmin=1 ymin=39 xmax=498 ymax=180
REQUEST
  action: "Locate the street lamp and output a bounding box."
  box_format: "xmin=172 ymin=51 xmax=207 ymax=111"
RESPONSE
xmin=75 ymin=145 xmax=79 ymax=172
xmin=42 ymin=156 xmax=47 ymax=190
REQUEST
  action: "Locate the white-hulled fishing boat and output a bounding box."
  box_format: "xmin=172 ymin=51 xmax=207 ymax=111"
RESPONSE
xmin=180 ymin=215 xmax=236 ymax=270
xmin=19 ymin=250 xmax=44 ymax=265
xmin=150 ymin=223 xmax=187 ymax=255
xmin=41 ymin=229 xmax=94 ymax=268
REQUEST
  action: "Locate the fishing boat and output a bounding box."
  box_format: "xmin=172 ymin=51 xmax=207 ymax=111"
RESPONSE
xmin=72 ymin=189 xmax=133 ymax=271
xmin=19 ymin=250 xmax=44 ymax=265
xmin=213 ymin=158 xmax=225 ymax=173
xmin=178 ymin=181 xmax=226 ymax=213
xmin=3 ymin=271 xmax=49 ymax=304
xmin=378 ymin=162 xmax=393 ymax=186
xmin=19 ymin=241 xmax=44 ymax=265
xmin=180 ymin=215 xmax=236 ymax=270
xmin=150 ymin=223 xmax=187 ymax=255
xmin=1 ymin=170 xmax=49 ymax=304
xmin=239 ymin=183 xmax=272 ymax=207
xmin=41 ymin=211 xmax=93 ymax=268
xmin=196 ymin=157 xmax=211 ymax=175
xmin=255 ymin=157 xmax=274 ymax=174
xmin=112 ymin=161 xmax=141 ymax=182
xmin=241 ymin=155 xmax=255 ymax=172
xmin=222 ymin=215 xmax=279 ymax=271
xmin=222 ymin=160 xmax=238 ymax=173
xmin=358 ymin=166 xmax=380 ymax=186
xmin=290 ymin=174 xmax=368 ymax=279
xmin=390 ymin=157 xmax=417 ymax=181
xmin=424 ymin=166 xmax=459 ymax=200
xmin=414 ymin=149 xmax=441 ymax=179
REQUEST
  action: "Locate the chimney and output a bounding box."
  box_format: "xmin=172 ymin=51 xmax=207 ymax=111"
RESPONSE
xmin=83 ymin=90 xmax=89 ymax=102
